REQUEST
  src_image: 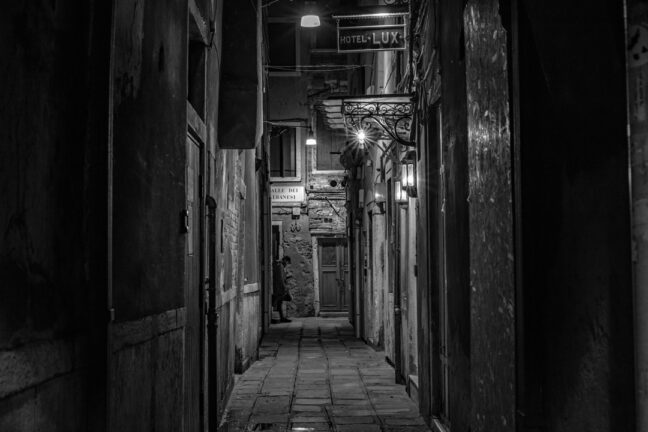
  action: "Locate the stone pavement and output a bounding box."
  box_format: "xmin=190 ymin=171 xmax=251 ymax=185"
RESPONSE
xmin=218 ymin=318 xmax=431 ymax=432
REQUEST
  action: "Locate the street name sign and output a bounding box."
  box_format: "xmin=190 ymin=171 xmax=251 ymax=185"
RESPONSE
xmin=271 ymin=185 xmax=305 ymax=203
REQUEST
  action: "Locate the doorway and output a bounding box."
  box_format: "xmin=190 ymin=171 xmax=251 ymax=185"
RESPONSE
xmin=318 ymin=238 xmax=349 ymax=312
xmin=184 ymin=133 xmax=203 ymax=432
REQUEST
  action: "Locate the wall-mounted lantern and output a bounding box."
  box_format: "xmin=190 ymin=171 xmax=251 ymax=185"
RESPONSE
xmin=374 ymin=182 xmax=387 ymax=203
xmin=400 ymin=150 xmax=417 ymax=197
xmin=305 ymin=128 xmax=317 ymax=146
xmin=395 ymin=180 xmax=407 ymax=204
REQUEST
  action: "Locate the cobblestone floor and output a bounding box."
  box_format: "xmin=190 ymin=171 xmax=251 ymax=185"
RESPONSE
xmin=218 ymin=318 xmax=431 ymax=432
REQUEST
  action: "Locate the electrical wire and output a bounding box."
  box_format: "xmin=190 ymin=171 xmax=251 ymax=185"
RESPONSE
xmin=265 ymin=64 xmax=369 ymax=72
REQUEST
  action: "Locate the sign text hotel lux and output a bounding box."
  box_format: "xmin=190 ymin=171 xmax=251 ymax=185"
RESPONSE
xmin=335 ymin=10 xmax=409 ymax=53
xmin=271 ymin=185 xmax=305 ymax=203
xmin=338 ymin=24 xmax=406 ymax=52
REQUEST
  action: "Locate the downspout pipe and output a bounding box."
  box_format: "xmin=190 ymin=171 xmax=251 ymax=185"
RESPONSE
xmin=379 ymin=140 xmax=404 ymax=383
xmin=205 ymin=196 xmax=219 ymax=429
xmin=392 ymin=144 xmax=404 ymax=384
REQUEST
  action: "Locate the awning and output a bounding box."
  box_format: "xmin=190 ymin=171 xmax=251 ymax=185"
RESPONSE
xmin=316 ymin=94 xmax=414 ymax=146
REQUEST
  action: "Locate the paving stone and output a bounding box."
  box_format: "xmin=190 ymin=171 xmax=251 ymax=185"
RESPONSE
xmin=249 ymin=413 xmax=289 ymax=423
xmin=332 ymin=416 xmax=376 ymax=424
xmin=336 ymin=424 xmax=380 ymax=432
xmin=218 ymin=318 xmax=431 ymax=432
xmin=292 ymin=404 xmax=324 ymax=412
xmin=383 ymin=417 xmax=427 ymax=426
xmin=331 ymin=399 xmax=371 ymax=406
xmin=289 ymin=423 xmax=331 ymax=431
xmin=289 ymin=415 xmax=329 ymax=423
xmin=294 ymin=398 xmax=330 ymax=405
xmin=294 ymin=390 xmax=330 ymax=398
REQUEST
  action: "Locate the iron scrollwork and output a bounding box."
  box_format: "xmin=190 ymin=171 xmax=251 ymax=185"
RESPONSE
xmin=342 ymin=100 xmax=415 ymax=147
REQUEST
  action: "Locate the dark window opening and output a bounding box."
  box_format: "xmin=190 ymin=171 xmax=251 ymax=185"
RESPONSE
xmin=268 ymin=21 xmax=297 ymax=67
xmin=270 ymin=126 xmax=297 ymax=177
xmin=316 ymin=112 xmax=345 ymax=171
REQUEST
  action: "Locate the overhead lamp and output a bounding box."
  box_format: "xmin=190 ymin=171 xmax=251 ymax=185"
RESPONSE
xmin=395 ymin=180 xmax=407 ymax=204
xmin=356 ymin=129 xmax=366 ymax=144
xmin=300 ymin=14 xmax=320 ymax=27
xmin=305 ymin=128 xmax=317 ymax=146
xmin=301 ymin=2 xmax=320 ymax=27
xmin=400 ymin=150 xmax=417 ymax=198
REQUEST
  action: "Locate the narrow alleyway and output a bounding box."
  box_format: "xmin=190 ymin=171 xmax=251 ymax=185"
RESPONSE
xmin=219 ymin=318 xmax=430 ymax=432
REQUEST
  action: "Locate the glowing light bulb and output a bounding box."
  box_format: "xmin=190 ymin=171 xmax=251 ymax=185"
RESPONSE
xmin=357 ymin=130 xmax=366 ymax=143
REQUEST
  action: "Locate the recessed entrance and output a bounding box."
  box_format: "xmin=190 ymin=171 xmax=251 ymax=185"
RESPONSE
xmin=318 ymin=238 xmax=349 ymax=312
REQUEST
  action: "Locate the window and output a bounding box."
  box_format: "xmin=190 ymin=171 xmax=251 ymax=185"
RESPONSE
xmin=268 ymin=19 xmax=300 ymax=76
xmin=315 ymin=111 xmax=346 ymax=172
xmin=270 ymin=123 xmax=302 ymax=181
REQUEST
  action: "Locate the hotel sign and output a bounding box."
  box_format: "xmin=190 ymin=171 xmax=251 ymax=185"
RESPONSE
xmin=338 ymin=24 xmax=406 ymax=52
xmin=334 ymin=11 xmax=409 ymax=53
xmin=271 ymin=185 xmax=305 ymax=203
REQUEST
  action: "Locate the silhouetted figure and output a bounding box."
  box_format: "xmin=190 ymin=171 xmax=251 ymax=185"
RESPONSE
xmin=272 ymin=255 xmax=292 ymax=323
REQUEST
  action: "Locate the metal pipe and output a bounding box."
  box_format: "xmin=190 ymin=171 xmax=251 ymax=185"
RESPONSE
xmin=205 ymin=196 xmax=219 ymax=430
xmin=393 ymin=188 xmax=404 ymax=384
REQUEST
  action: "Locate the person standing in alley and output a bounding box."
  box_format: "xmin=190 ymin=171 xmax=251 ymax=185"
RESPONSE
xmin=272 ymin=255 xmax=292 ymax=323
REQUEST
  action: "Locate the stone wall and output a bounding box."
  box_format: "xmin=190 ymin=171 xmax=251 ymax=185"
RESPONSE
xmin=464 ymin=1 xmax=516 ymax=429
xmin=272 ymin=208 xmax=315 ymax=317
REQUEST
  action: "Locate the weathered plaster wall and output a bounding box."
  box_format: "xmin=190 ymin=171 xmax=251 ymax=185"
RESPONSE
xmin=235 ymin=151 xmax=262 ymax=373
xmin=628 ymin=2 xmax=648 ymax=429
xmin=405 ymin=205 xmax=418 ymax=378
xmin=361 ymin=151 xmax=385 ymax=346
xmin=111 ymin=0 xmax=187 ymax=319
xmin=108 ymin=310 xmax=185 ymax=432
xmin=464 ymin=1 xmax=515 ymax=430
xmin=438 ymin=0 xmax=472 ymax=428
xmin=0 ymin=2 xmax=111 ymax=431
xmin=272 ymin=209 xmax=315 ymax=317
xmin=109 ymin=0 xmax=188 ymax=430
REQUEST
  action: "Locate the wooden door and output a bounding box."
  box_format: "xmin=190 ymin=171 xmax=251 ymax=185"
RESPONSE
xmin=184 ymin=134 xmax=203 ymax=432
xmin=319 ymin=239 xmax=348 ymax=311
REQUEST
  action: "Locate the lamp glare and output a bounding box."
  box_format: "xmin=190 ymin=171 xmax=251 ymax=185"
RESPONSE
xmin=300 ymin=15 xmax=320 ymax=27
xmin=306 ymin=129 xmax=317 ymax=146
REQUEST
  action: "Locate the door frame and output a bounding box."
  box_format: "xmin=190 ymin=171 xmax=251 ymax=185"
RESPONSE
xmin=315 ymin=236 xmax=349 ymax=313
xmin=184 ymin=130 xmax=206 ymax=432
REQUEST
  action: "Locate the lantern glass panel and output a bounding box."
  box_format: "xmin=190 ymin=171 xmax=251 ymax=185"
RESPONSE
xmin=405 ymin=163 xmax=415 ymax=188
xmin=395 ymin=181 xmax=406 ymax=202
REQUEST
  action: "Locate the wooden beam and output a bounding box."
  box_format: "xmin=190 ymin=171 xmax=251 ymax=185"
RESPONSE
xmin=187 ymin=101 xmax=207 ymax=143
xmin=188 ymin=0 xmax=210 ymax=45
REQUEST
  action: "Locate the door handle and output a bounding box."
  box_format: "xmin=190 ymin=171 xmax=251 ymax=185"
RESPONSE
xmin=180 ymin=209 xmax=190 ymax=233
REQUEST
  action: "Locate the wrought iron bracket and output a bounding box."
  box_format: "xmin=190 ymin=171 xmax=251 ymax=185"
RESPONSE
xmin=342 ymin=99 xmax=415 ymax=147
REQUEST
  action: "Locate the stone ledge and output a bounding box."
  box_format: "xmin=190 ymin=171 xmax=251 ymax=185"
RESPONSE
xmin=0 ymin=338 xmax=80 ymax=399
xmin=243 ymin=283 xmax=259 ymax=294
xmin=111 ymin=307 xmax=186 ymax=352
